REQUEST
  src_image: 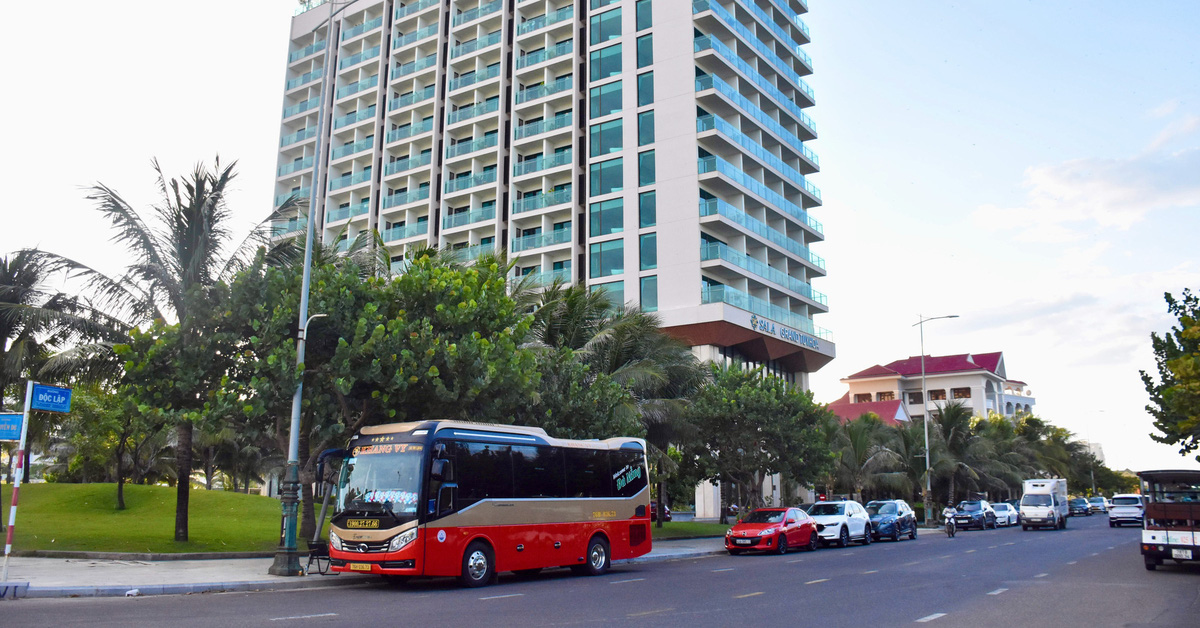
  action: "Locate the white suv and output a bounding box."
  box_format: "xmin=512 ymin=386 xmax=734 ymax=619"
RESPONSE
xmin=807 ymin=500 xmax=873 ymax=547
xmin=1108 ymin=494 xmax=1144 ymax=527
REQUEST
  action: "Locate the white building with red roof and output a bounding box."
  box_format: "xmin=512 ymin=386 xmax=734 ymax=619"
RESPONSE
xmin=830 ymin=352 xmax=1036 ymax=421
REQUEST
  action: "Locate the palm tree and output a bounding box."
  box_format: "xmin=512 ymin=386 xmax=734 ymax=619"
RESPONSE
xmin=31 ymin=157 xmax=297 ymax=541
xmin=832 ymin=415 xmax=895 ymax=500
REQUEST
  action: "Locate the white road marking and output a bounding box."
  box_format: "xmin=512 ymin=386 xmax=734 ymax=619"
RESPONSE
xmin=712 ymin=568 xmax=735 ymax=572
xmin=611 ymin=578 xmax=645 ymax=584
xmin=805 ymin=578 xmax=829 ymax=585
xmin=987 ymin=588 xmax=1007 ymax=596
xmin=939 ymin=554 xmax=953 ymax=559
xmin=1107 ymin=546 xmax=1115 ymax=550
xmin=1067 ymin=561 xmax=1077 ymax=565
xmin=479 ymin=593 xmax=524 ymax=600
xmin=915 ymin=613 xmax=947 ymax=623
xmin=1091 ymin=552 xmax=1099 ymax=556
xmin=1003 ymin=542 xmax=1016 ymax=546
xmin=735 ymin=592 xmax=764 ymax=599
xmin=903 ymin=561 xmax=921 ymax=566
xmin=270 ymin=614 xmax=338 ymax=621
xmin=628 ymin=609 xmax=674 ymax=618
xmin=1034 ymin=573 xmax=1048 ymax=578
xmin=988 ymin=545 xmax=998 ymax=549
xmin=787 ymin=559 xmax=805 ymax=564
xmin=863 ymin=569 xmax=879 ymax=574
xmin=964 ymin=549 xmax=976 ymax=553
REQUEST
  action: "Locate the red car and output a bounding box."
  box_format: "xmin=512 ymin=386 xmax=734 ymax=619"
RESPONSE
xmin=650 ymin=500 xmax=672 ymax=522
xmin=725 ymin=507 xmax=819 ymax=555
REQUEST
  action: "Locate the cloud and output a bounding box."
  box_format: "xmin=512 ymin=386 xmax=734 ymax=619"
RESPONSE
xmin=1149 ymin=99 xmax=1181 ymax=118
xmin=1146 ymin=114 xmax=1200 ymax=153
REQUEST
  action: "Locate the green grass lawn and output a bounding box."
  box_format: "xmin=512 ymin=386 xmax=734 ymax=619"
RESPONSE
xmin=650 ymin=520 xmax=730 ymax=539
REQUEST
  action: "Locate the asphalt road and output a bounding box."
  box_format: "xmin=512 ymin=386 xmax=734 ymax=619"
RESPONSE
xmin=8 ymin=515 xmax=1198 ymax=627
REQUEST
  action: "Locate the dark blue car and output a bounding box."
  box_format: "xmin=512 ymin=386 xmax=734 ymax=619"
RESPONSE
xmin=866 ymin=499 xmax=918 ymax=541
xmin=954 ymin=500 xmax=998 ymax=530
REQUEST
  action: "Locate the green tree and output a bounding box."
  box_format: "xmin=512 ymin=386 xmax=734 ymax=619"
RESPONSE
xmin=1143 ymin=290 xmax=1200 ymax=459
xmin=832 ymin=414 xmax=894 ymax=500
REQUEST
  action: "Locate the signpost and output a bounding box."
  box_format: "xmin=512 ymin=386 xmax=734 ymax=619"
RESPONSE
xmin=3 ymin=381 xmax=71 ymax=584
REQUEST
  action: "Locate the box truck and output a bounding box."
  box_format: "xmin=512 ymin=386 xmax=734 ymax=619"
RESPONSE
xmin=1020 ymin=478 xmax=1068 ymax=530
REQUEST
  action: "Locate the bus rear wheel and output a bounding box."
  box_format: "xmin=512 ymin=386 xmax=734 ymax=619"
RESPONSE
xmin=574 ymin=536 xmax=610 ymax=577
xmin=459 ymin=541 xmax=496 ymax=588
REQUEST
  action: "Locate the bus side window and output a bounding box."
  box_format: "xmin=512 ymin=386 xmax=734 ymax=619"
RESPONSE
xmin=513 ymin=445 xmax=565 ymax=498
xmin=565 ymin=448 xmax=610 ymax=497
xmin=611 ymin=449 xmax=648 ymax=498
xmin=454 ymin=441 xmax=514 ymax=509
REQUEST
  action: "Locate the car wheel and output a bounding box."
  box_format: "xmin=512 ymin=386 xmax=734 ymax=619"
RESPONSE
xmin=776 ymin=534 xmax=788 ymax=555
xmin=459 ymin=541 xmax=496 ymax=588
xmin=861 ymin=526 xmax=872 ymax=545
xmin=837 ymin=526 xmax=849 ymax=548
xmin=728 ymin=548 xmax=743 ymax=556
xmin=806 ymin=531 xmax=819 ymax=552
xmin=1061 ymin=516 xmax=1068 ymax=530
xmin=1109 ymin=521 xmax=1115 ymax=528
xmin=1022 ymin=525 xmax=1029 ymax=531
xmin=909 ymin=524 xmax=918 ymax=540
xmin=891 ymin=527 xmax=901 ymax=542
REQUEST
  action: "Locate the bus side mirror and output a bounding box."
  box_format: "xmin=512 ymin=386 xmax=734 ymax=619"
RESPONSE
xmin=431 ymin=459 xmax=449 ymax=481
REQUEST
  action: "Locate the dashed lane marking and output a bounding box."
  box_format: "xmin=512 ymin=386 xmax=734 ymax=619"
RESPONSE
xmin=939 ymin=554 xmax=953 ymax=559
xmin=964 ymin=549 xmax=976 ymax=553
xmin=903 ymin=561 xmax=921 ymax=566
xmin=735 ymin=592 xmax=764 ymax=599
xmin=987 ymin=588 xmax=1007 ymax=596
xmin=270 ymin=614 xmax=338 ymax=621
xmin=1003 ymin=542 xmax=1016 ymax=546
xmin=1067 ymin=561 xmax=1077 ymax=565
xmin=611 ymin=578 xmax=645 ymax=584
xmin=1107 ymin=546 xmax=1115 ymax=550
xmin=479 ymin=594 xmax=524 ymax=600
xmin=805 ymin=578 xmax=830 ymax=585
xmin=787 ymin=559 xmax=805 ymax=564
xmin=988 ymin=545 xmax=998 ymax=549
xmin=1091 ymin=552 xmax=1099 ymax=557
xmin=915 ymin=613 xmax=947 ymax=623
xmin=628 ymin=609 xmax=674 ymax=618
xmin=1034 ymin=573 xmax=1048 ymax=578
xmin=863 ymin=569 xmax=879 ymax=574
xmin=712 ymin=568 xmax=735 ymax=572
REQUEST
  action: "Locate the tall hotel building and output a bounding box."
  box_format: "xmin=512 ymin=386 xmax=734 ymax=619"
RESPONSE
xmin=273 ymin=0 xmax=834 ymax=386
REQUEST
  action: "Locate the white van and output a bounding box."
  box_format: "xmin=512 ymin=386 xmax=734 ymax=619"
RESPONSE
xmin=1020 ymin=478 xmax=1068 ymax=530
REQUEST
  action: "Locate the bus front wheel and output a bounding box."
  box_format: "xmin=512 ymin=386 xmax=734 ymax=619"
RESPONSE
xmin=459 ymin=541 xmax=496 ymax=588
xmin=575 ymin=536 xmax=611 ymax=577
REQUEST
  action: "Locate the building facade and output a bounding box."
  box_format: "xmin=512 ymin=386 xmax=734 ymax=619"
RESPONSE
xmin=832 ymin=352 xmax=1036 ymax=421
xmin=273 ymin=0 xmax=833 ymax=392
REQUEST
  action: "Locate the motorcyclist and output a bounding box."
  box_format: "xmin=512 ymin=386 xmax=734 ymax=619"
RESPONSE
xmin=942 ymin=505 xmax=957 ymax=536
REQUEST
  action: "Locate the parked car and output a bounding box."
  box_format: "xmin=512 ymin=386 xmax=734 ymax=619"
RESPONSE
xmin=992 ymin=502 xmax=1019 ymax=527
xmin=953 ymin=500 xmax=997 ymax=530
xmin=1108 ymin=494 xmax=1145 ymax=527
xmin=866 ymin=499 xmax=918 ymax=541
xmin=1088 ymin=496 xmax=1109 ymax=513
xmin=808 ymin=500 xmax=873 ymax=547
xmin=650 ymin=501 xmax=671 ymax=522
xmin=1068 ymin=497 xmax=1092 ymax=517
xmin=725 ymin=507 xmax=819 ymax=555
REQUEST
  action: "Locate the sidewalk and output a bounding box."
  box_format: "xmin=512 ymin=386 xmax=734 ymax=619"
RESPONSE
xmin=0 ymin=537 xmax=726 ymax=599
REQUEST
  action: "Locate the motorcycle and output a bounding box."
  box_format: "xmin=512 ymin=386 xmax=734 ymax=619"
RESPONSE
xmin=943 ymin=507 xmax=957 ymax=538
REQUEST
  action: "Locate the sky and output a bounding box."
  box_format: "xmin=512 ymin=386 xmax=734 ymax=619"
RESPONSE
xmin=1 ymin=1 xmax=1198 ymax=472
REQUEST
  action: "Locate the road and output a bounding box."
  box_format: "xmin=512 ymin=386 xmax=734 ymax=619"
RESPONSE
xmin=8 ymin=515 xmax=1198 ymax=627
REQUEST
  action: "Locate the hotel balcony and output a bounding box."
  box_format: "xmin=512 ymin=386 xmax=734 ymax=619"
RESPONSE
xmin=443 ymin=205 xmax=497 ymax=229
xmin=514 ymin=112 xmax=571 ymax=141
xmin=698 ymin=155 xmax=822 ymax=237
xmin=453 ymin=1 xmax=502 ymax=27
xmin=382 ymin=221 xmax=429 ymax=241
xmin=513 ymin=149 xmax=572 ymax=177
xmin=515 ymin=76 xmax=572 ymax=105
xmin=382 ymin=187 xmax=430 ymax=209
xmin=326 ymin=203 xmax=370 ymax=223
xmin=516 ymin=6 xmax=573 ymax=37
xmin=512 ymin=226 xmax=571 ymax=252
xmin=701 ymin=283 xmax=830 ymax=340
xmin=342 ymin=16 xmax=384 ymax=42
xmin=386 ymin=118 xmax=434 ymax=143
xmin=388 ymin=85 xmax=437 ymax=111
xmin=512 ymin=186 xmax=572 ymax=215
xmin=699 ymin=197 xmax=824 ymax=274
xmin=700 ymin=241 xmax=827 ymax=308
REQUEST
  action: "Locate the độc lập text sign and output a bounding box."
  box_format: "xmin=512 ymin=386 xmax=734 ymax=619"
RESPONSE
xmin=30 ymin=383 xmax=72 ymax=414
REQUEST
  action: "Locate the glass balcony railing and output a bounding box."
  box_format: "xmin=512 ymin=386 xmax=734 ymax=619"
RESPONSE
xmin=278 ymin=156 xmax=314 ymax=176
xmin=382 ymin=187 xmax=431 ymax=208
xmin=695 ymin=73 xmax=815 ymax=151
xmin=289 ymin=40 xmax=326 ymax=63
xmin=701 ymin=283 xmax=830 ymax=339
xmin=389 ymin=85 xmax=437 ymax=111
xmin=516 ymin=76 xmax=572 ymax=104
xmin=453 ymin=1 xmax=502 ymax=26
xmin=333 ymin=105 xmax=377 ymax=129
xmin=390 ymin=258 xmax=412 ymax=275
xmin=295 ymin=0 xmax=327 ymax=16
xmin=513 ymin=150 xmax=572 ymax=176
xmin=694 ymin=0 xmax=812 ymax=81
xmin=283 ymin=97 xmax=320 ymax=118
xmin=445 ymin=134 xmax=499 ymax=158
xmin=386 ymin=118 xmax=434 ymax=142
xmin=270 ymin=219 xmax=306 ymax=237
xmin=516 ymin=6 xmax=573 ymax=36
xmin=328 ymin=169 xmax=373 ymax=191
xmin=448 ymin=64 xmax=501 ymax=91
xmin=451 ymin=30 xmax=502 ymax=58
xmin=514 ymin=112 xmax=572 ymax=139
xmin=332 ymin=137 xmax=375 ymax=160
xmin=698 ymin=155 xmax=822 ymax=235
xmin=512 ymin=186 xmax=572 ymax=214
xmin=444 ymin=169 xmax=498 ymax=193
xmin=390 ymin=55 xmax=438 ymax=80
xmin=693 ymin=36 xmax=815 ymax=131
xmin=732 ymin=0 xmax=811 ymax=68
xmin=281 ymin=127 xmax=318 ymax=147
xmin=447 ymin=99 xmax=500 ymax=124
xmin=516 ymin=40 xmax=573 ymax=69
xmin=339 ymin=45 xmax=381 ymax=70
xmin=383 ymin=152 xmax=432 ymax=176
xmin=447 ymin=243 xmax=498 ymax=262
xmin=393 ymin=24 xmax=437 ymax=49
xmin=342 ymin=16 xmax=383 ymax=41
xmin=382 ymin=221 xmax=429 ymax=241
xmin=767 ymin=0 xmax=811 ymax=40
xmin=336 ymin=75 xmax=379 ymax=99
xmin=701 ymin=241 xmax=826 ymax=305
xmin=512 ymin=227 xmax=571 ymax=252
xmin=276 ymin=187 xmax=310 ymax=207
xmin=286 ymin=68 xmax=324 ymax=90
xmin=697 ymin=115 xmax=820 ymax=201
xmin=699 ymin=197 xmax=824 ymax=270
xmin=395 ymin=0 xmax=438 ymax=21
xmin=515 ymin=265 xmax=572 ymax=287
xmin=443 ymin=205 xmax=496 ymax=229
xmin=326 ymin=204 xmax=370 ymax=222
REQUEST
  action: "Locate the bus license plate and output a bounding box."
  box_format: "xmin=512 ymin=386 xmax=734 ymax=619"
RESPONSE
xmin=1172 ymin=549 xmax=1192 ymax=560
xmin=735 ymin=539 xmax=752 ymax=545
xmin=349 ymin=563 xmax=372 ymax=571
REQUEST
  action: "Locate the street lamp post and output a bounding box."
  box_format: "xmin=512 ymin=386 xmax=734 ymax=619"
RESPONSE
xmin=269 ymin=0 xmax=351 ymax=577
xmin=914 ymin=314 xmax=958 ymax=526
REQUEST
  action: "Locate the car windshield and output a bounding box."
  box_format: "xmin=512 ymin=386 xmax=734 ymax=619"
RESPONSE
xmin=866 ymin=503 xmax=897 ymax=516
xmin=741 ymin=510 xmax=786 ymax=524
xmin=994 ymin=504 xmax=1010 ymax=512
xmin=1112 ymin=497 xmax=1141 ymax=506
xmin=1088 ymin=497 xmax=1104 ymax=503
xmin=1071 ymin=499 xmax=1088 ymax=505
xmin=1021 ymin=494 xmax=1051 ymax=507
xmin=807 ymin=503 xmax=844 ymax=516
xmin=957 ymin=502 xmax=982 ymax=511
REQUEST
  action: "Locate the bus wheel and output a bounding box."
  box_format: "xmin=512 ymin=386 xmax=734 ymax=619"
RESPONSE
xmin=460 ymin=541 xmax=496 ymax=588
xmin=577 ymin=536 xmax=610 ymax=577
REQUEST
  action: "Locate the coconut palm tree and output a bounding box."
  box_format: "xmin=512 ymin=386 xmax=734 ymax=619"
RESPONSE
xmin=833 ymin=414 xmax=896 ymax=500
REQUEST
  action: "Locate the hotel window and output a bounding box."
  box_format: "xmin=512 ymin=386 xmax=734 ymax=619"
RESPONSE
xmin=853 ymin=394 xmax=872 ymax=403
xmin=591 ymin=0 xmax=618 ymax=8
xmin=589 ymin=8 xmax=621 ymax=45
xmin=908 ymin=392 xmax=923 ymax=405
xmin=590 ymin=240 xmax=624 ymax=278
xmin=590 ymin=119 xmax=623 ymax=156
xmin=636 ymin=34 xmax=653 ymax=69
xmin=638 ymin=150 xmax=655 ymax=187
xmin=928 ymin=389 xmax=947 ymax=401
xmin=589 ymin=45 xmax=621 ymax=81
xmin=591 ymin=281 xmax=624 ymax=308
xmin=639 ymin=233 xmax=656 ymax=270
xmin=637 ymin=111 xmax=654 ymax=146
xmin=590 ymin=81 xmax=622 ymax=117
xmin=952 ymin=387 xmax=972 ymax=399
xmin=876 ymin=391 xmax=895 ymax=402
xmin=589 ymin=158 xmax=623 ymax=196
xmin=637 ymin=72 xmax=654 ymax=106
xmin=636 ymin=0 xmax=652 ymax=31
xmin=640 ymin=275 xmax=658 ymax=312
xmin=638 ymin=191 xmax=656 ymax=227
xmin=589 ymin=198 xmax=623 ymax=235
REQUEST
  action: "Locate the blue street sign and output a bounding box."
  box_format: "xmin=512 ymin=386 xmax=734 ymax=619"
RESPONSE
xmin=0 ymin=413 xmax=21 ymax=441
xmin=30 ymin=383 xmax=72 ymax=414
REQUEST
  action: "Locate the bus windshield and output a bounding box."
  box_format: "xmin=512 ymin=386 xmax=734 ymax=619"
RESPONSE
xmin=339 ymin=449 xmax=424 ymax=523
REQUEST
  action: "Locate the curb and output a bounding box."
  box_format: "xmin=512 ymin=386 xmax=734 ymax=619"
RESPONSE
xmin=13 ymin=551 xmax=275 ymax=561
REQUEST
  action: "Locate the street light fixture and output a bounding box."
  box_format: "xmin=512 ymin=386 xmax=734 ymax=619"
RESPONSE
xmin=914 ymin=314 xmax=958 ymax=526
xmin=269 ymin=0 xmax=353 ymax=577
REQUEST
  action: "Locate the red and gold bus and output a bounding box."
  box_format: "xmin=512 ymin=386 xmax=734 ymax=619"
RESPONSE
xmin=326 ymin=420 xmax=652 ymax=586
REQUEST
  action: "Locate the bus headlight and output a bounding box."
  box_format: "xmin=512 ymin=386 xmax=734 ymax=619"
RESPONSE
xmin=389 ymin=528 xmax=418 ymax=552
xmin=329 ymin=531 xmax=343 ymax=551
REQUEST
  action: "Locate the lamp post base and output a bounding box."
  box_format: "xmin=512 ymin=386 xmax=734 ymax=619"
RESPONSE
xmin=268 ymin=550 xmax=305 ymax=576
xmin=269 ymin=466 xmax=304 ymax=576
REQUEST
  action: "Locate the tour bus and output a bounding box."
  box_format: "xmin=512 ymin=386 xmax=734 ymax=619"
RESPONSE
xmin=1138 ymin=469 xmax=1200 ymax=571
xmin=325 ymin=420 xmax=652 ymax=586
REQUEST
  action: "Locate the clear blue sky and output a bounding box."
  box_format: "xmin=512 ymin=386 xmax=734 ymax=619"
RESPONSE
xmin=1 ymin=1 xmax=1197 ymax=471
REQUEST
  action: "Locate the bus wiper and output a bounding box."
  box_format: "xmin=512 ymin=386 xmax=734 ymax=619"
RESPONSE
xmin=348 ymin=500 xmax=384 ymax=514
